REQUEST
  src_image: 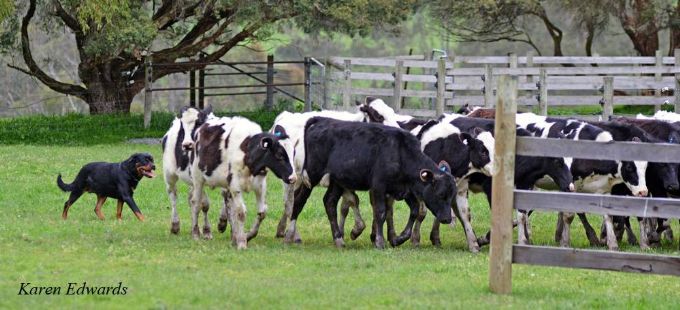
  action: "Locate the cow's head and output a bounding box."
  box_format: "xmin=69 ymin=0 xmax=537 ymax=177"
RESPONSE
xmin=179 ymin=105 xmax=213 ymax=151
xmin=456 ymin=103 xmax=472 ymax=115
xmin=412 ymin=161 xmax=456 ymax=224
xmin=357 ymin=97 xmax=400 ymax=127
xmin=242 ymin=131 xmax=296 ymax=184
xmin=619 ymin=137 xmax=649 ymax=197
xmin=462 ymin=127 xmax=495 ymax=176
xmin=542 ymin=157 xmax=575 ymax=192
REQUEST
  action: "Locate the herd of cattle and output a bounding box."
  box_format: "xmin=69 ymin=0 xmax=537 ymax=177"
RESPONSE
xmin=161 ymin=97 xmax=680 ymax=251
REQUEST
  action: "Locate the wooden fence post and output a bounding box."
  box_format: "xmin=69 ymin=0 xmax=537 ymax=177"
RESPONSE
xmin=655 ymin=50 xmax=662 ymax=112
xmin=675 ymin=49 xmax=680 ymax=112
xmin=602 ymin=77 xmax=614 ymax=120
xmin=484 ymin=65 xmax=494 ymax=108
xmin=265 ymin=54 xmax=274 ymax=111
xmin=343 ymin=59 xmax=352 ymax=110
xmin=538 ymin=69 xmax=548 ymax=116
xmin=322 ymin=58 xmax=329 ymax=110
xmin=304 ymin=57 xmax=312 ymax=112
xmin=489 ymin=74 xmax=517 ymax=295
xmin=198 ymin=54 xmax=205 ymax=109
xmin=393 ymin=60 xmax=404 ymax=112
xmin=436 ymin=58 xmax=446 ymax=116
xmin=189 ymin=62 xmax=196 ymax=108
xmin=143 ymin=55 xmax=152 ymax=129
xmin=526 ymin=51 xmax=534 ymax=84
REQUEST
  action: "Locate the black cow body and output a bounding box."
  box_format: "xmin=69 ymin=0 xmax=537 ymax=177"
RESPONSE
xmin=287 ymin=117 xmax=456 ymax=249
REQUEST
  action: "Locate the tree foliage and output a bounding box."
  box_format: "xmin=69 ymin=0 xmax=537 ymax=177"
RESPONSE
xmin=1 ymin=0 xmax=417 ymax=114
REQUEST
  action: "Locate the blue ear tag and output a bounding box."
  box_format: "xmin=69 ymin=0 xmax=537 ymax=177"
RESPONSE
xmin=275 ymin=131 xmax=282 ymax=137
xmin=670 ymin=136 xmax=676 ymax=143
xmin=439 ymin=166 xmax=447 ymax=172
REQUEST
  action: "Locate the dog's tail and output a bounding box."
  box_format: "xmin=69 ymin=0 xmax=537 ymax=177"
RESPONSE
xmin=57 ymin=174 xmax=74 ymax=192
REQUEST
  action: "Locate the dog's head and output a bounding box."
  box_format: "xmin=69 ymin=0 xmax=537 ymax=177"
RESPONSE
xmin=124 ymin=153 xmax=156 ymax=179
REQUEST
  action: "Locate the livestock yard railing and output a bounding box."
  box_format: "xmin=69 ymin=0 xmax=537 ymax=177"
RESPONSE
xmin=327 ymin=50 xmax=680 ymax=119
xmin=142 ymin=54 xmax=323 ymax=128
xmin=488 ymin=73 xmax=680 ymax=295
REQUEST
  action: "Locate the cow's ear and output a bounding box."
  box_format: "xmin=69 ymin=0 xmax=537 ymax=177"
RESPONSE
xmin=365 ymin=96 xmax=377 ymax=104
xmin=355 ymin=100 xmax=363 ymax=106
xmin=471 ymin=127 xmax=484 ymax=138
xmin=420 ymin=169 xmax=434 ymax=183
xmin=631 ymin=136 xmax=641 ymax=142
xmin=201 ymin=105 xmax=213 ymax=116
xmin=178 ymin=106 xmax=189 ymax=118
xmin=273 ymin=125 xmax=289 ymax=140
xmin=260 ymin=137 xmax=274 ymax=149
xmin=359 ymin=105 xmax=369 ymax=113
xmin=438 ymin=161 xmax=451 ymax=174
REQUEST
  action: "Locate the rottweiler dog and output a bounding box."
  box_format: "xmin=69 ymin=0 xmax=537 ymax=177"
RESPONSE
xmin=57 ymin=153 xmax=156 ymax=221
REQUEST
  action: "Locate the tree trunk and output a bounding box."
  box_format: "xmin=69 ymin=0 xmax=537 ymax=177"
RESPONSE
xmin=670 ymin=3 xmax=680 ymax=55
xmin=79 ymin=60 xmax=138 ymax=114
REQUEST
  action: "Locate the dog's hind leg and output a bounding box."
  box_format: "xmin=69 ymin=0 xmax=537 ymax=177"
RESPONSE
xmin=94 ymin=195 xmax=107 ymax=220
xmin=62 ymin=190 xmax=84 ymax=220
xmin=116 ymin=199 xmax=124 ymax=220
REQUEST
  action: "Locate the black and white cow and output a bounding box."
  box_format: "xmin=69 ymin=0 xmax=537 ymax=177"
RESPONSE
xmin=162 ymin=106 xmax=214 ymax=235
xmin=286 ymin=117 xmax=456 ymax=249
xmin=271 ymin=110 xmax=367 ymax=242
xmin=515 ymin=113 xmax=648 ymax=250
xmin=190 ymin=116 xmax=296 ymax=249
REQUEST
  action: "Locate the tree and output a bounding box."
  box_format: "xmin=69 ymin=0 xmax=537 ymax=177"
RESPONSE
xmin=2 ymin=0 xmax=417 ymax=114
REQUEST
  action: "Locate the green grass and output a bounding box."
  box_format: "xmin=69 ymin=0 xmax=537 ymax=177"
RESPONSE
xmin=0 ymin=109 xmax=282 ymax=146
xmin=2 ymin=143 xmax=680 ymax=308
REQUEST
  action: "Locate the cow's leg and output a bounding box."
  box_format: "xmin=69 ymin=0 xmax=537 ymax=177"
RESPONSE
xmin=554 ymin=212 xmax=564 ymax=243
xmin=189 ymin=181 xmax=204 ymax=240
xmin=276 ymin=182 xmax=295 ymax=238
xmin=218 ymin=190 xmax=232 ymax=233
xmin=392 ymin=193 xmax=420 ymax=247
xmin=410 ymin=202 xmax=427 ymax=247
xmin=559 ymin=212 xmax=575 ymax=247
xmin=284 ymin=185 xmax=313 ymax=244
xmin=230 ymin=191 xmax=248 ymax=249
xmin=658 ymin=218 xmax=673 ymax=242
xmin=517 ymin=210 xmax=530 ymax=245
xmin=200 ymin=190 xmax=212 ymax=240
xmin=338 ymin=195 xmax=350 ymax=237
xmin=165 ymin=175 xmax=180 ymax=234
xmin=246 ymin=175 xmax=268 ymax=241
xmin=430 ymin=219 xmax=442 ymax=247
xmin=455 ymin=184 xmax=480 ymax=253
xmin=577 ymin=213 xmax=601 ymax=246
xmin=345 ymin=191 xmax=365 ymax=240
xmin=369 ymin=188 xmax=388 ymax=249
xmin=624 ymin=217 xmax=638 ymax=246
xmin=322 ymin=182 xmax=344 ymax=248
xmin=602 ymin=214 xmax=619 ymax=251
xmin=93 ymin=195 xmax=107 ymax=220
xmin=638 ymin=217 xmax=651 ymax=250
xmin=385 ymin=196 xmax=397 ymax=246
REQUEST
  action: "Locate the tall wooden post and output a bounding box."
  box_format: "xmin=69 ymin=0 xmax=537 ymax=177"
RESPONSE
xmin=538 ymin=69 xmax=548 ymax=116
xmin=489 ymin=74 xmax=517 ymax=295
xmin=393 ymin=60 xmax=404 ymax=112
xmin=526 ymin=51 xmax=534 ymax=84
xmin=675 ymin=49 xmax=680 ymax=112
xmin=655 ymin=50 xmax=663 ymax=112
xmin=189 ymin=65 xmax=196 ymax=108
xmin=198 ymin=54 xmax=205 ymax=109
xmin=602 ymin=77 xmax=614 ymax=120
xmin=484 ymin=65 xmax=494 ymax=108
xmin=304 ymin=57 xmax=312 ymax=112
xmin=436 ymin=58 xmax=446 ymax=116
xmin=143 ymin=55 xmax=153 ymax=129
xmin=343 ymin=59 xmax=352 ymax=110
xmin=265 ymin=54 xmax=275 ymax=111
xmin=322 ymin=58 xmax=329 ymax=110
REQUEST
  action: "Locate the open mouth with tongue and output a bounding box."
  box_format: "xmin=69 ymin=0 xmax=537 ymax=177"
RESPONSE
xmin=136 ymin=164 xmax=156 ymax=178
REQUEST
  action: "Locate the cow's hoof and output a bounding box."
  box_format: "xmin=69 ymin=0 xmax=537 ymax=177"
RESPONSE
xmin=469 ymin=245 xmax=480 ymax=253
xmin=430 ymin=238 xmax=442 ymax=248
xmin=334 ymin=238 xmax=345 ymax=248
xmin=476 ymin=237 xmax=489 ymax=247
xmin=283 ymin=230 xmax=296 ymax=244
xmin=370 ymin=233 xmax=376 ymax=243
xmin=170 ymin=222 xmax=180 ymax=235
xmin=236 ymin=241 xmax=247 ymax=250
xmin=191 ymin=226 xmax=200 ymax=240
xmin=374 ymin=236 xmax=385 ymax=249
xmin=202 ymin=227 xmax=213 ymax=240
xmin=350 ymin=227 xmax=365 ymax=240
xmin=217 ymin=219 xmax=228 ymax=233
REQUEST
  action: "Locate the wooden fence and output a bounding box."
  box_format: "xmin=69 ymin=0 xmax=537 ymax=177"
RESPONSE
xmin=327 ymin=50 xmax=680 ymax=119
xmin=488 ymin=73 xmax=680 ymax=295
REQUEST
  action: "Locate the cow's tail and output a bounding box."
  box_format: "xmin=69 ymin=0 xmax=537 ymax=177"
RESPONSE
xmin=56 ymin=174 xmax=74 ymax=192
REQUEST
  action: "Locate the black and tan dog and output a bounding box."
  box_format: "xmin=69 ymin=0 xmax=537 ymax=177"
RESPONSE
xmin=57 ymin=153 xmax=156 ymax=221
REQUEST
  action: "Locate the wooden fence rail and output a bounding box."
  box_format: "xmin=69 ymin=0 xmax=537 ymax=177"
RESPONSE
xmin=326 ymin=49 xmax=680 ymax=118
xmin=488 ymin=73 xmax=680 ymax=295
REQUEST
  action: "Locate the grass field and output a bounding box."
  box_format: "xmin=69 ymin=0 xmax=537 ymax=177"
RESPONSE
xmin=1 ymin=143 xmax=680 ymax=308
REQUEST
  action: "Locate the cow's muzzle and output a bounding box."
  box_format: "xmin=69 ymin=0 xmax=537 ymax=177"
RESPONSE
xmin=286 ymin=174 xmax=298 ymax=185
